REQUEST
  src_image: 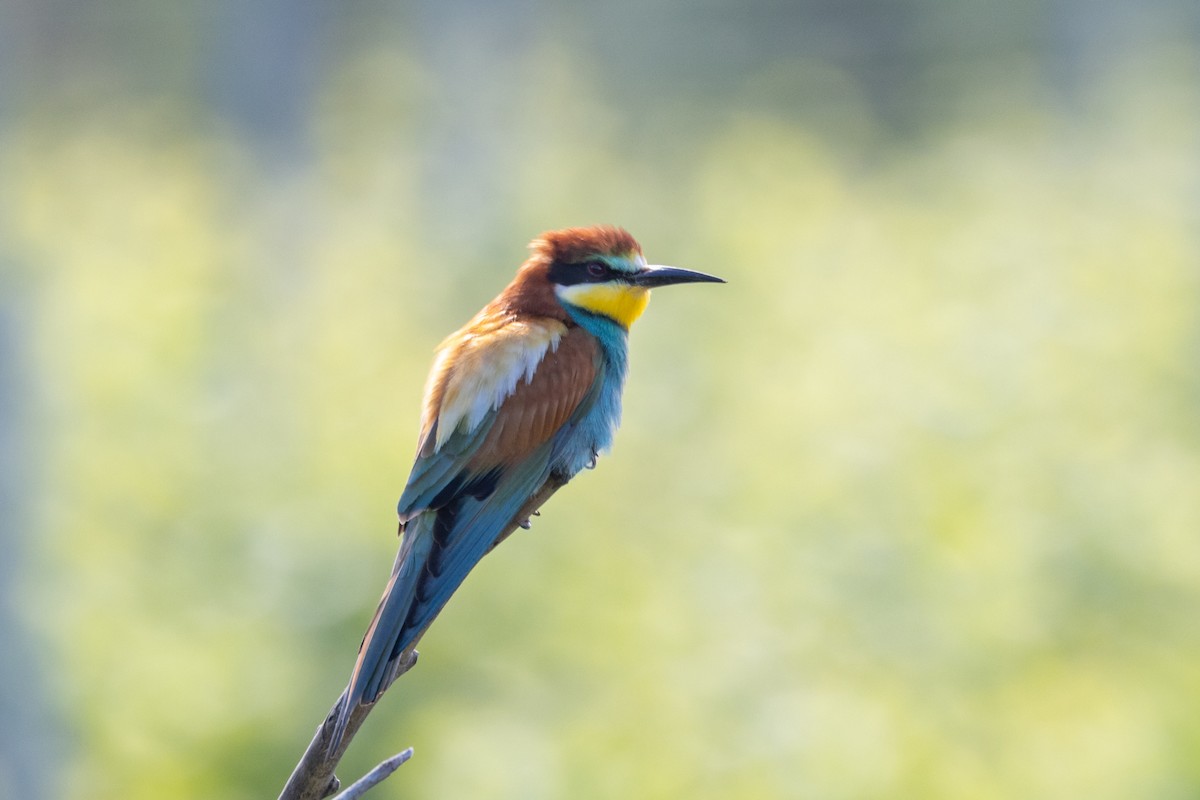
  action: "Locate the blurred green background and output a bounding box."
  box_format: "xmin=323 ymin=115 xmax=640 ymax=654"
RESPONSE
xmin=2 ymin=2 xmax=1199 ymax=799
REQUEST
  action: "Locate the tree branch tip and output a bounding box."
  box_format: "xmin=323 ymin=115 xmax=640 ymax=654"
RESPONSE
xmin=330 ymin=748 xmax=414 ymax=800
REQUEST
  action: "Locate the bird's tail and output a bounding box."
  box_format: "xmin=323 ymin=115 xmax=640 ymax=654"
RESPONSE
xmin=327 ymin=479 xmax=553 ymax=751
xmin=328 ymin=519 xmax=434 ymax=752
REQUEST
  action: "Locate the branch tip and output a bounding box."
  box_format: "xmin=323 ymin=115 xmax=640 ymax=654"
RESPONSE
xmin=331 ymin=748 xmax=415 ymax=800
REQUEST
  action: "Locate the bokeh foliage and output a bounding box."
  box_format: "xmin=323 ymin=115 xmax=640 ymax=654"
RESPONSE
xmin=2 ymin=9 xmax=1200 ymax=800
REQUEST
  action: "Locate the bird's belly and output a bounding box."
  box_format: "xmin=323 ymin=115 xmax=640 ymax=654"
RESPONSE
xmin=551 ymin=379 xmax=623 ymax=478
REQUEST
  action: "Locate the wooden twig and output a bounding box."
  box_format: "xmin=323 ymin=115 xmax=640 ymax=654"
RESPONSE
xmin=278 ymin=651 xmax=418 ymax=800
xmin=331 ymin=749 xmax=414 ymax=800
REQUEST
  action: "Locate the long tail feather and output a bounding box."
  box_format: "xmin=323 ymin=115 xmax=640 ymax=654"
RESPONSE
xmin=328 ymin=519 xmax=433 ymax=751
xmin=328 ymin=457 xmax=562 ymax=752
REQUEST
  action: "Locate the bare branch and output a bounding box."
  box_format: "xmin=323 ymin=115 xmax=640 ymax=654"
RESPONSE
xmin=331 ymin=749 xmax=414 ymax=800
xmin=278 ymin=651 xmax=419 ymax=800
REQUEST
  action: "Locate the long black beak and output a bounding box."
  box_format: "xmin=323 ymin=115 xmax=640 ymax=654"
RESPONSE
xmin=633 ymin=265 xmax=726 ymax=288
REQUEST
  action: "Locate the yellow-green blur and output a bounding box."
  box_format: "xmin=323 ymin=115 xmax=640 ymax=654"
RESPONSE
xmin=2 ymin=7 xmax=1199 ymax=800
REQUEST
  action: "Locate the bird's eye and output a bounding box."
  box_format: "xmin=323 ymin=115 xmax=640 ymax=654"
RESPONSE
xmin=585 ymin=260 xmax=608 ymax=279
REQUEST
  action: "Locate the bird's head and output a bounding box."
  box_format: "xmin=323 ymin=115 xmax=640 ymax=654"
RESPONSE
xmin=522 ymin=226 xmax=724 ymax=329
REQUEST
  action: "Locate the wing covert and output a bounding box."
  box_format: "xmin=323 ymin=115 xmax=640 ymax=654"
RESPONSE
xmin=397 ymin=323 xmax=598 ymax=519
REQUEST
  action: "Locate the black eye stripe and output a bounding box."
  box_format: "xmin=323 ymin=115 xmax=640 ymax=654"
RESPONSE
xmin=548 ymin=259 xmax=629 ymax=286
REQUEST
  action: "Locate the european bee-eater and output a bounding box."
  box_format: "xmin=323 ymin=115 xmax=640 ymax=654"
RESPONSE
xmin=332 ymin=225 xmax=722 ymax=747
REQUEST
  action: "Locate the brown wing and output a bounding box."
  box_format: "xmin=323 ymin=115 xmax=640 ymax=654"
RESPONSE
xmin=466 ymin=326 xmax=598 ymax=472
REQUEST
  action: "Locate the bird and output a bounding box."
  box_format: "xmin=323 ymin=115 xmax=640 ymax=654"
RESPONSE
xmin=330 ymin=225 xmax=723 ymax=748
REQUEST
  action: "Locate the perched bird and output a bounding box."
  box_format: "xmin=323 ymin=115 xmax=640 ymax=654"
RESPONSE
xmin=331 ymin=225 xmax=722 ymax=747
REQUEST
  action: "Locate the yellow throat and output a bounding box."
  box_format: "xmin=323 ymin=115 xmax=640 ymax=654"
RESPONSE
xmin=556 ymin=282 xmax=651 ymax=329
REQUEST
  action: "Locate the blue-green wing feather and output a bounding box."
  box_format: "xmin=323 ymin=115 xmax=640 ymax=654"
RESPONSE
xmin=401 ymin=451 xmax=555 ymax=644
xmin=395 ymin=414 xmax=494 ymax=519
